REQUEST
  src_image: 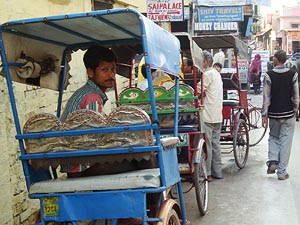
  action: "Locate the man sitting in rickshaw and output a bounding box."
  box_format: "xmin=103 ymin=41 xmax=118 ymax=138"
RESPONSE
xmin=60 ymin=45 xmax=116 ymax=122
xmin=60 ymin=45 xmax=155 ymax=178
xmin=60 ymin=45 xmax=120 ymax=177
xmin=137 ymin=63 xmax=157 ymax=90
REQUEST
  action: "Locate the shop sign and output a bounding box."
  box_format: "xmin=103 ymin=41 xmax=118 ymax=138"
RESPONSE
xmin=194 ymin=22 xmax=238 ymax=31
xmin=197 ymin=6 xmax=244 ymax=22
xmin=147 ymin=0 xmax=183 ymax=22
xmin=251 ymin=50 xmax=270 ymax=73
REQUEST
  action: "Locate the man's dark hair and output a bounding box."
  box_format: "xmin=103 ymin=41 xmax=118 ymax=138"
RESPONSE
xmin=295 ymin=48 xmax=300 ymax=53
xmin=141 ymin=64 xmax=156 ymax=79
xmin=213 ymin=62 xmax=223 ymax=70
xmin=252 ymin=68 xmax=257 ymax=73
xmin=274 ymin=50 xmax=287 ymax=64
xmin=83 ymin=45 xmax=117 ymax=71
xmin=184 ymin=57 xmax=193 ymax=67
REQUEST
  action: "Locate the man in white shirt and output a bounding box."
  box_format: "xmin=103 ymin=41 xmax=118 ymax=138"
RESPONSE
xmin=197 ymin=51 xmax=224 ymax=181
xmin=137 ymin=64 xmax=157 ymax=91
xmin=213 ymin=49 xmax=226 ymax=68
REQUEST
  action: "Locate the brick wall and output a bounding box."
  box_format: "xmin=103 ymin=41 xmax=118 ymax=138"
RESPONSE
xmin=0 ymin=1 xmax=92 ymax=224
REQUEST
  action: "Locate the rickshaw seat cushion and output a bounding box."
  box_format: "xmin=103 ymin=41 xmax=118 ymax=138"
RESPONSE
xmin=29 ymin=168 xmax=160 ymax=194
xmin=161 ymin=137 xmax=180 ymax=148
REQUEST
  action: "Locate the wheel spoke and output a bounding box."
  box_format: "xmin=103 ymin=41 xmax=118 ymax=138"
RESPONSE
xmin=248 ymin=107 xmax=267 ymax=146
xmin=194 ymin=152 xmax=208 ymax=216
xmin=233 ymin=119 xmax=249 ymax=169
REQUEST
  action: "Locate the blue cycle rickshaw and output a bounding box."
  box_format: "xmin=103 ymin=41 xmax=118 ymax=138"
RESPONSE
xmin=0 ymin=8 xmax=187 ymax=225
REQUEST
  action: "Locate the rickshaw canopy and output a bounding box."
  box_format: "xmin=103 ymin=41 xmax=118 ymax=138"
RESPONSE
xmin=192 ymin=34 xmax=251 ymax=62
xmin=0 ymin=8 xmax=181 ymax=90
xmin=172 ymin=32 xmax=204 ymax=72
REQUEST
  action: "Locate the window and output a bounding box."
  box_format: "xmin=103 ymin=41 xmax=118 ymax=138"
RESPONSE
xmin=291 ymin=24 xmax=299 ymax=28
xmin=93 ymin=0 xmax=114 ymax=10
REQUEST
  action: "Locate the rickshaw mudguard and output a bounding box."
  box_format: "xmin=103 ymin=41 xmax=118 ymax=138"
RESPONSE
xmin=233 ymin=110 xmax=246 ymax=124
xmin=156 ymin=199 xmax=182 ymax=225
xmin=193 ymin=138 xmax=206 ymax=164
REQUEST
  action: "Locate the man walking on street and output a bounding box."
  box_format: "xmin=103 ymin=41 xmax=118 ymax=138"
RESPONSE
xmin=262 ymin=50 xmax=299 ymax=180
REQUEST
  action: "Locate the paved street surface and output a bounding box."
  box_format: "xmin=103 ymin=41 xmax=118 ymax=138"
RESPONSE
xmin=184 ymin=91 xmax=300 ymax=225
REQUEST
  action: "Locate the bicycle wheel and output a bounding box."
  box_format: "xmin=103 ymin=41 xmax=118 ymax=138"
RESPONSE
xmin=193 ymin=151 xmax=208 ymax=216
xmin=233 ymin=119 xmax=249 ymax=169
xmin=248 ymin=107 xmax=267 ymax=146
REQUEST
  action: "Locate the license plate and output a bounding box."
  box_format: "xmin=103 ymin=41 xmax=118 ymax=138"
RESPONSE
xmin=43 ymin=197 xmax=59 ymax=217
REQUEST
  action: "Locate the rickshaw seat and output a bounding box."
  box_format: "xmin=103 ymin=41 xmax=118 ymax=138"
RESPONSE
xmin=29 ymin=168 xmax=160 ymax=194
xmin=23 ymin=106 xmax=155 ymax=170
xmin=223 ymin=100 xmax=239 ymax=106
xmin=222 ymin=100 xmax=239 ymax=119
xmin=221 ymin=73 xmax=239 ymax=90
xmin=117 ymin=84 xmax=198 ymax=128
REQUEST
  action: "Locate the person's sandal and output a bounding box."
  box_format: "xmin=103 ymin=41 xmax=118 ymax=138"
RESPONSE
xmin=266 ymin=160 xmax=277 ymax=174
xmin=207 ymin=176 xmax=213 ymax=182
xmin=278 ymin=173 xmax=289 ymax=180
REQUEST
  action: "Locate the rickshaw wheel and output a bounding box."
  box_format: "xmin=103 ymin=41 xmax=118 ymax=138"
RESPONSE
xmin=162 ymin=209 xmax=180 ymax=225
xmin=248 ymin=107 xmax=268 ymax=146
xmin=193 ymin=151 xmax=208 ymax=216
xmin=156 ymin=199 xmax=181 ymax=225
xmin=233 ymin=119 xmax=249 ymax=169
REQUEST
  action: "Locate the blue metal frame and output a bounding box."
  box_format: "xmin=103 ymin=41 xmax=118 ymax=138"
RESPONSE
xmin=0 ymin=8 xmax=186 ymax=225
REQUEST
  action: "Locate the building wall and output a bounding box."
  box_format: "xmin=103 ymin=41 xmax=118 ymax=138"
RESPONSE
xmin=0 ymin=1 xmax=92 ymax=224
xmin=279 ymin=6 xmax=300 ymax=29
xmin=270 ymin=5 xmax=300 ymax=54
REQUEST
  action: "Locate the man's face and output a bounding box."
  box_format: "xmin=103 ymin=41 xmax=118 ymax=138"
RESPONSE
xmin=183 ymin=60 xmax=192 ymax=73
xmin=214 ymin=66 xmax=221 ymax=72
xmin=273 ymin=57 xmax=279 ymax=66
xmin=203 ymin=59 xmax=208 ymax=69
xmin=88 ymin=61 xmax=116 ymax=90
xmin=184 ymin=64 xmax=192 ymax=73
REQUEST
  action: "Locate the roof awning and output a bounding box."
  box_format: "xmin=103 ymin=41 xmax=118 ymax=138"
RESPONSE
xmin=256 ymin=28 xmax=272 ymax=37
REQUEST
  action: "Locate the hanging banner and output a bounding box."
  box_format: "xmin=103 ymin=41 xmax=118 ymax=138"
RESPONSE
xmin=195 ymin=0 xmax=271 ymax=6
xmin=196 ymin=0 xmax=247 ymax=6
xmin=248 ymin=0 xmax=271 ymax=7
xmin=198 ymin=6 xmax=244 ymax=22
xmin=147 ymin=0 xmax=184 ymax=22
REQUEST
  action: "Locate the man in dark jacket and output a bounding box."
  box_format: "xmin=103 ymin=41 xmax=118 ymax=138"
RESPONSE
xmin=292 ymin=48 xmax=300 ymax=59
xmin=262 ymin=50 xmax=299 ymax=180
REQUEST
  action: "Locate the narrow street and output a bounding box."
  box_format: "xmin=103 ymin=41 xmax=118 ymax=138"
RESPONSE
xmin=184 ymin=92 xmax=300 ymax=225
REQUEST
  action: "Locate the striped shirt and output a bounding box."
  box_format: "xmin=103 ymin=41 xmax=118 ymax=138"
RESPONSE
xmin=60 ymin=79 xmax=108 ymax=173
xmin=61 ymin=79 xmax=108 ymax=122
